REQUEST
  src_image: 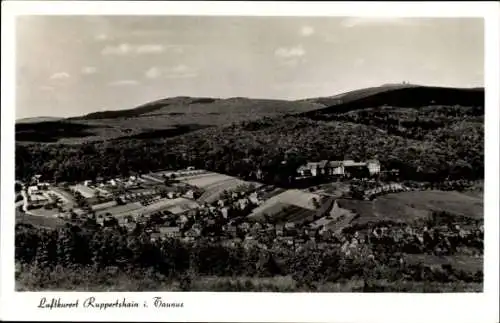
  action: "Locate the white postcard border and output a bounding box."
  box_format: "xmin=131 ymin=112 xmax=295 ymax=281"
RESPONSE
xmin=1 ymin=2 xmax=499 ymax=323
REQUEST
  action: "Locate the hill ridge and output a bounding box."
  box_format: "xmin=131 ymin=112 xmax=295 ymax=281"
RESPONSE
xmin=19 ymin=84 xmax=484 ymax=123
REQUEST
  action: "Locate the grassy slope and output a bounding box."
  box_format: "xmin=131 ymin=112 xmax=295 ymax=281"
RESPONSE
xmin=16 ymin=213 xmax=69 ymax=229
xmin=337 ymin=190 xmax=483 ymax=226
xmin=16 ymin=116 xmax=64 ymax=124
xmin=16 ymin=97 xmax=321 ymax=144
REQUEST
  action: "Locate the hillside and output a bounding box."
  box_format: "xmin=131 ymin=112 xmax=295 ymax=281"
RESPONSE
xmin=72 ymin=96 xmax=322 ymax=121
xmin=300 ymin=83 xmax=417 ymax=107
xmin=17 ymin=97 xmax=321 ymax=144
xmin=16 ymin=116 xmax=63 ymax=124
xmin=302 ymin=85 xmax=484 ymax=117
xmin=16 ymin=85 xmax=484 ymax=144
xmin=15 ymin=84 xmax=484 ymax=185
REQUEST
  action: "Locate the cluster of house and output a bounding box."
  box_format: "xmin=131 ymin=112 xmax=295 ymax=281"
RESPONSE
xmin=19 ymin=175 xmax=52 ymax=209
xmin=362 ymin=183 xmax=409 ymax=199
xmin=83 ymin=175 xmax=140 ymax=188
xmin=296 ymin=159 xmax=381 ymax=179
xmin=91 ymin=183 xmax=269 ymax=242
xmin=138 ymin=195 xmax=339 ymax=249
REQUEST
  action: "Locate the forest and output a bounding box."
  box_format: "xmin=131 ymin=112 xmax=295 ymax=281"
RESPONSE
xmin=16 ymin=103 xmax=483 ymax=186
xmin=15 ymin=210 xmax=483 ymax=292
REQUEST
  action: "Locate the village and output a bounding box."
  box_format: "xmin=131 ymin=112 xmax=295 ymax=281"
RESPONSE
xmin=15 ymin=160 xmax=482 ymax=258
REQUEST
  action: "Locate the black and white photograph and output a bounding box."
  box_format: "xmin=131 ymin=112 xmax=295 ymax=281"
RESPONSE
xmin=1 ymin=1 xmax=499 ymax=323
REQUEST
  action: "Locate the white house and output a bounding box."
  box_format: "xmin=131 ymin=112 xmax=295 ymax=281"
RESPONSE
xmin=297 ymin=162 xmax=320 ymax=177
xmin=184 ymin=190 xmax=195 ymax=199
xmin=29 ymin=193 xmax=49 ymax=207
xmin=328 ymin=161 xmax=345 ymax=176
xmin=249 ymin=192 xmax=260 ymax=205
xmin=27 ymin=185 xmax=39 ymax=195
xmin=367 ymin=160 xmax=381 ymax=175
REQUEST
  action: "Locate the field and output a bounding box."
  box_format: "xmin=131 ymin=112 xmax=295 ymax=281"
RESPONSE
xmin=248 ymin=202 xmax=317 ymax=224
xmin=93 ymin=197 xmax=200 ymax=218
xmin=275 ymin=205 xmax=317 ymax=224
xmin=373 ymin=190 xmax=483 ymax=221
xmin=182 ymin=173 xmax=238 ymax=188
xmin=91 ymin=200 xmax=117 ymax=211
xmin=249 ymin=189 xmax=321 ymax=221
xmin=259 ymin=187 xmax=287 ymax=200
xmin=404 ymin=254 xmax=483 ymax=273
xmin=313 ymin=182 xmax=351 ymax=197
xmin=95 ymin=202 xmax=143 ymax=217
xmin=29 ymin=208 xmax=60 ymax=217
xmin=198 ymin=179 xmax=261 ymax=204
xmin=141 ymin=197 xmax=199 ymax=215
xmin=336 ymin=190 xmax=483 ymax=226
xmin=69 ymin=184 xmax=96 ymax=198
xmin=169 ymin=171 xmax=262 ymax=204
xmin=324 ymin=211 xmax=359 ymax=234
xmin=167 ymin=198 xmax=200 ymax=214
xmin=16 ymin=213 xmax=68 ymax=229
xmin=251 ymin=190 xmax=320 ymax=214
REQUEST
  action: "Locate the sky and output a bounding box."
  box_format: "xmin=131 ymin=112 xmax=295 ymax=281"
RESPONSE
xmin=16 ymin=16 xmax=484 ymax=119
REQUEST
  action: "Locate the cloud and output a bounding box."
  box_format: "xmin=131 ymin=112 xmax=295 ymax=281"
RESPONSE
xmin=166 ymin=44 xmax=186 ymax=53
xmin=300 ymin=26 xmax=315 ymax=37
xmin=101 ymin=43 xmax=179 ymax=56
xmin=274 ymin=45 xmax=306 ymax=67
xmin=95 ymin=33 xmax=109 ymax=41
xmin=144 ymin=65 xmax=198 ymax=79
xmin=171 ymin=65 xmax=189 ymax=73
xmin=278 ymin=58 xmax=305 ymax=68
xmin=274 ymin=45 xmax=306 ymax=59
xmin=145 ymin=67 xmax=162 ymax=79
xmin=136 ymin=44 xmax=166 ymax=54
xmin=108 ymin=80 xmax=140 ymax=86
xmin=101 ymin=43 xmax=132 ymax=55
xmin=167 ymin=65 xmax=198 ymax=79
xmin=81 ymin=66 xmax=97 ymax=75
xmin=49 ymin=72 xmax=70 ymax=80
xmin=341 ymin=17 xmax=419 ymax=28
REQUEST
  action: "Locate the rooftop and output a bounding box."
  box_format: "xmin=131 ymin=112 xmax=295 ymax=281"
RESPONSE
xmin=159 ymin=226 xmax=180 ymax=234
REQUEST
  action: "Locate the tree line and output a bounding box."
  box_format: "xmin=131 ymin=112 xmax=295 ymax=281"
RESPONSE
xmin=16 ymin=108 xmax=483 ymax=186
xmin=15 ymin=214 xmax=483 ymax=291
